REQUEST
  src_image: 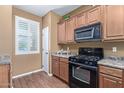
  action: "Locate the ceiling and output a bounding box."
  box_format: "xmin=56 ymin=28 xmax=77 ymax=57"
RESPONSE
xmin=14 ymin=5 xmax=81 ymax=16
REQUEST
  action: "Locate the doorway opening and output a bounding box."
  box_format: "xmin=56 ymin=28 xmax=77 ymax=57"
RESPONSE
xmin=42 ymin=27 xmax=50 ymax=74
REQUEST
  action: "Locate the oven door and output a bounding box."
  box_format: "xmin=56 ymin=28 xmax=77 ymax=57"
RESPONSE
xmin=69 ymin=62 xmax=98 ymax=88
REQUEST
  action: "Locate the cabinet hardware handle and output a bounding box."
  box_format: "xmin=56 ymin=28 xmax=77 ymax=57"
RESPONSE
xmin=118 ymin=81 xmax=122 ymax=84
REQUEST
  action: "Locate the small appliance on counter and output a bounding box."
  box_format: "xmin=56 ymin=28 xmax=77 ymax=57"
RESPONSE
xmin=68 ymin=47 xmax=103 ymax=88
xmin=51 ymin=47 xmax=77 ymax=59
xmin=56 ymin=47 xmax=72 ymax=55
xmin=74 ymin=22 xmax=101 ymax=42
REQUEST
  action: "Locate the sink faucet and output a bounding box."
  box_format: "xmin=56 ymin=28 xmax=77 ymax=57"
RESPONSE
xmin=67 ymin=47 xmax=70 ymax=55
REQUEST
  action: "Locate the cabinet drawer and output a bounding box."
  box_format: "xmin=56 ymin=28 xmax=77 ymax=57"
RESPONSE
xmin=52 ymin=56 xmax=59 ymax=61
xmin=99 ymin=73 xmax=123 ymax=88
xmin=60 ymin=57 xmax=68 ymax=64
xmin=99 ymin=65 xmax=123 ymax=78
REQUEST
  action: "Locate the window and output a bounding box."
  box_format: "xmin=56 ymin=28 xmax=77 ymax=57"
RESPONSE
xmin=15 ymin=16 xmax=40 ymax=55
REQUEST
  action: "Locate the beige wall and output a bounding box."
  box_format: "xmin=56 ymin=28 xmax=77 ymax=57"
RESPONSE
xmin=12 ymin=8 xmax=42 ymax=76
xmin=42 ymin=11 xmax=61 ymax=73
xmin=0 ymin=6 xmax=12 ymax=56
xmin=61 ymin=5 xmax=124 ymax=57
xmin=42 ymin=12 xmax=51 ymax=29
xmin=62 ymin=42 xmax=124 ymax=57
xmin=50 ymin=12 xmax=62 ymax=73
xmin=50 ymin=12 xmax=62 ymax=52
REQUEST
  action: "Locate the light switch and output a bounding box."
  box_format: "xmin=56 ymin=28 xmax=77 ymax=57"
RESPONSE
xmin=112 ymin=47 xmax=117 ymax=52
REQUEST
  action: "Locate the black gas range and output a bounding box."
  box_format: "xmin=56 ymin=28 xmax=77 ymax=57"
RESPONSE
xmin=69 ymin=48 xmax=103 ymax=88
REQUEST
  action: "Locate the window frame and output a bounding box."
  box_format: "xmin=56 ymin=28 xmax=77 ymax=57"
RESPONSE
xmin=15 ymin=16 xmax=40 ymax=55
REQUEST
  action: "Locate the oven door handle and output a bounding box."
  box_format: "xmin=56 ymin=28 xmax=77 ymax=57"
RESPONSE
xmin=69 ymin=61 xmax=97 ymax=71
xmin=76 ymin=66 xmax=82 ymax=69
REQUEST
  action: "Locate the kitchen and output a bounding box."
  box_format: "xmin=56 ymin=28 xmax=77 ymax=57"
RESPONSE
xmin=0 ymin=5 xmax=124 ymax=88
xmin=52 ymin=5 xmax=124 ymax=88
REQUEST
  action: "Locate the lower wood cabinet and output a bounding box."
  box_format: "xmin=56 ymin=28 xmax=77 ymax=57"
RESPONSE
xmin=0 ymin=64 xmax=11 ymax=88
xmin=52 ymin=60 xmax=60 ymax=77
xmin=99 ymin=73 xmax=123 ymax=88
xmin=99 ymin=65 xmax=124 ymax=88
xmin=59 ymin=58 xmax=69 ymax=83
xmin=52 ymin=56 xmax=69 ymax=83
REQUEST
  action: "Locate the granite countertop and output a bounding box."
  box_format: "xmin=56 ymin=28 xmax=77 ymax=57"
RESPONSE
xmin=51 ymin=52 xmax=76 ymax=58
xmin=0 ymin=55 xmax=11 ymax=64
xmin=98 ymin=56 xmax=124 ymax=69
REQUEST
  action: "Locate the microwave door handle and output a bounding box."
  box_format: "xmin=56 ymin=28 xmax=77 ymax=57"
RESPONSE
xmin=91 ymin=28 xmax=95 ymax=38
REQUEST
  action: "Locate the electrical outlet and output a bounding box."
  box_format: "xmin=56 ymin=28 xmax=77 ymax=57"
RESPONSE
xmin=112 ymin=47 xmax=117 ymax=52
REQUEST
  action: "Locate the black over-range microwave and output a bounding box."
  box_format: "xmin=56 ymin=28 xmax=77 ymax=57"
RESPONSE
xmin=74 ymin=22 xmax=102 ymax=42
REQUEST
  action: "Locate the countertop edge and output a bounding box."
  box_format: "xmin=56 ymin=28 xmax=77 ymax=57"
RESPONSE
xmin=98 ymin=62 xmax=124 ymax=70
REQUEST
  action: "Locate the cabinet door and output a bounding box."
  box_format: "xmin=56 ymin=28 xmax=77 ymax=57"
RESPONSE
xmin=58 ymin=22 xmax=66 ymax=44
xmin=59 ymin=61 xmax=69 ymax=83
xmin=52 ymin=60 xmax=59 ymax=77
xmin=76 ymin=13 xmax=86 ymax=28
xmin=66 ymin=17 xmax=76 ymax=42
xmin=0 ymin=64 xmax=10 ymax=88
xmin=87 ymin=6 xmax=101 ymax=24
xmin=104 ymin=6 xmax=124 ymax=40
xmin=99 ymin=73 xmax=123 ymax=88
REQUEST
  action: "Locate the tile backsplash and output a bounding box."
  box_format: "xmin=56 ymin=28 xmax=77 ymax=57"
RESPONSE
xmin=60 ymin=41 xmax=124 ymax=57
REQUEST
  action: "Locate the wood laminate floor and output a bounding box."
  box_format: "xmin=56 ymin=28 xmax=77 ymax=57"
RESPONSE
xmin=12 ymin=71 xmax=69 ymax=88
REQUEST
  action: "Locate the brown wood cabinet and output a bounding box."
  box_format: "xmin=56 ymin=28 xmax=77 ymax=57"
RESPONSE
xmin=76 ymin=13 xmax=86 ymax=28
xmin=59 ymin=58 xmax=69 ymax=83
xmin=87 ymin=6 xmax=101 ymax=24
xmin=66 ymin=17 xmax=76 ymax=43
xmin=99 ymin=65 xmax=124 ymax=88
xmin=103 ymin=5 xmax=124 ymax=40
xmin=52 ymin=56 xmax=69 ymax=83
xmin=99 ymin=73 xmax=123 ymax=88
xmin=0 ymin=64 xmax=10 ymax=88
xmin=52 ymin=56 xmax=60 ymax=77
xmin=57 ymin=6 xmax=102 ymax=44
xmin=58 ymin=22 xmax=66 ymax=44
xmin=57 ymin=5 xmax=124 ymax=43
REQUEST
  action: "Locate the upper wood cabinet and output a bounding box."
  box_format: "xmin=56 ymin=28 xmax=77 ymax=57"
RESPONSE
xmin=57 ymin=5 xmax=124 ymax=43
xmin=103 ymin=5 xmax=124 ymax=40
xmin=66 ymin=17 xmax=76 ymax=43
xmin=57 ymin=22 xmax=66 ymax=44
xmin=76 ymin=13 xmax=86 ymax=28
xmin=87 ymin=6 xmax=101 ymax=24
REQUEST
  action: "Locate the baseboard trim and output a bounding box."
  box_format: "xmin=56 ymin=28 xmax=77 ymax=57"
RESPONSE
xmin=48 ymin=73 xmax=53 ymax=76
xmin=12 ymin=69 xmax=43 ymax=79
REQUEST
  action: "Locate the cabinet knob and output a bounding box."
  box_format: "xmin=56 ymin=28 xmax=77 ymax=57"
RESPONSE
xmin=118 ymin=81 xmax=122 ymax=84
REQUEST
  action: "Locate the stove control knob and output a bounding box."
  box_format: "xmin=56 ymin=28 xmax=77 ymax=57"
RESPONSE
xmin=85 ymin=61 xmax=88 ymax=64
xmin=73 ymin=59 xmax=76 ymax=62
xmin=89 ymin=62 xmax=93 ymax=65
xmin=71 ymin=59 xmax=74 ymax=62
xmin=89 ymin=59 xmax=93 ymax=61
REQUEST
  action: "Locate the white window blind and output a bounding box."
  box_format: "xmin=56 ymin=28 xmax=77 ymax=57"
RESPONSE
xmin=15 ymin=16 xmax=40 ymax=55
